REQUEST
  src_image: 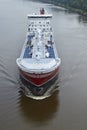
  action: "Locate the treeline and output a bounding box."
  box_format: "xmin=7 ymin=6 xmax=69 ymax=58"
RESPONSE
xmin=40 ymin=0 xmax=87 ymax=16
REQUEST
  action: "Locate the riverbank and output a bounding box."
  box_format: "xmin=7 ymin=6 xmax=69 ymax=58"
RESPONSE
xmin=56 ymin=3 xmax=87 ymax=17
xmin=39 ymin=0 xmax=87 ymax=17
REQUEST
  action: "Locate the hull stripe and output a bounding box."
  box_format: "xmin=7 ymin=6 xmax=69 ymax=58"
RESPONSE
xmin=19 ymin=67 xmax=59 ymax=86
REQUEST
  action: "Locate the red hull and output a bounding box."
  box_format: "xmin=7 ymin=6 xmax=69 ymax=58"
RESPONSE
xmin=19 ymin=67 xmax=59 ymax=86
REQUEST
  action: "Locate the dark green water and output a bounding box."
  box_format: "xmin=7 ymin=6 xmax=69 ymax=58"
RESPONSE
xmin=0 ymin=0 xmax=87 ymax=130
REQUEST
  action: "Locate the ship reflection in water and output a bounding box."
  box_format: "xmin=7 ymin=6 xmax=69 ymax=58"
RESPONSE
xmin=19 ymin=90 xmax=60 ymax=124
xmin=19 ymin=74 xmax=59 ymax=100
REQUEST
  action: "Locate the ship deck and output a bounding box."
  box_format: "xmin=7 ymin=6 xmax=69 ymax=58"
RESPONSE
xmin=23 ymin=44 xmax=55 ymax=59
xmin=23 ymin=31 xmax=56 ymax=60
xmin=16 ymin=11 xmax=61 ymax=73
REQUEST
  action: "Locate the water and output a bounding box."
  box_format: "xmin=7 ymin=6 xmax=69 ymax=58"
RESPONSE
xmin=0 ymin=0 xmax=87 ymax=130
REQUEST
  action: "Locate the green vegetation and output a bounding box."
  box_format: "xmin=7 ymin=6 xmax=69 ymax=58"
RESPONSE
xmin=40 ymin=0 xmax=87 ymax=16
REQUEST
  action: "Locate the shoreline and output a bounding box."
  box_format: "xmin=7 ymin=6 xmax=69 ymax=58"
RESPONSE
xmin=39 ymin=0 xmax=87 ymax=17
xmin=56 ymin=3 xmax=87 ymax=17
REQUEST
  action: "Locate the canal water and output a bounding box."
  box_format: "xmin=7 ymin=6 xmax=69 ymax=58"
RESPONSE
xmin=0 ymin=0 xmax=87 ymax=130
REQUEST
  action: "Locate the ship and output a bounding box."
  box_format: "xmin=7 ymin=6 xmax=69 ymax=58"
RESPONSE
xmin=16 ymin=8 xmax=61 ymax=99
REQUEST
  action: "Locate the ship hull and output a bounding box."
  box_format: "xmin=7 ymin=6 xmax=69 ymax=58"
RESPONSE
xmin=19 ymin=67 xmax=59 ymax=99
xmin=19 ymin=66 xmax=59 ymax=85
